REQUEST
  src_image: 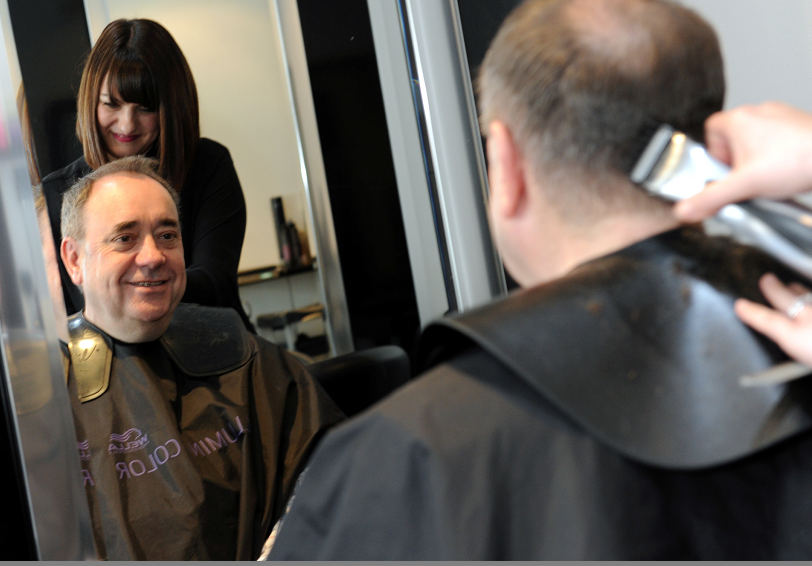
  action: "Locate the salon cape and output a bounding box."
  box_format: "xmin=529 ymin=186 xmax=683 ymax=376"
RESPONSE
xmin=64 ymin=304 xmax=343 ymax=560
xmin=270 ymin=228 xmax=812 ymax=560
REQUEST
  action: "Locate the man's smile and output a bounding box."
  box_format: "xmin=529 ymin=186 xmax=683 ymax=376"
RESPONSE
xmin=129 ymin=280 xmax=167 ymax=287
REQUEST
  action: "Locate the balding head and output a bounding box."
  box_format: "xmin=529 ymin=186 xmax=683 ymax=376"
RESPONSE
xmin=61 ymin=155 xmax=180 ymax=242
xmin=478 ymin=0 xmax=724 ymax=221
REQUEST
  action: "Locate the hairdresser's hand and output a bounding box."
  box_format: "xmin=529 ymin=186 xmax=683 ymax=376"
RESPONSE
xmin=735 ymin=273 xmax=812 ymax=367
xmin=674 ymin=102 xmax=812 ymax=222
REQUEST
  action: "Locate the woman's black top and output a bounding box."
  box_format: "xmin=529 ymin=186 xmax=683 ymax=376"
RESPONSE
xmin=41 ymin=138 xmax=255 ymax=332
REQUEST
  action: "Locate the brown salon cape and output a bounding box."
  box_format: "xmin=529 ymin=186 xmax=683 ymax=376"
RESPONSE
xmin=64 ymin=304 xmax=343 ymax=560
xmin=270 ymin=228 xmax=812 ymax=560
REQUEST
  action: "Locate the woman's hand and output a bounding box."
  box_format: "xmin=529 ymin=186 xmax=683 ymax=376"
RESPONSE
xmin=675 ymin=102 xmax=812 ymax=222
xmin=735 ymin=273 xmax=812 ymax=367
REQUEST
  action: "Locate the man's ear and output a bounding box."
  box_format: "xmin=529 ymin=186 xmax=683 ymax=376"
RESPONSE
xmin=60 ymin=237 xmax=84 ymax=286
xmin=486 ymin=121 xmax=528 ymax=218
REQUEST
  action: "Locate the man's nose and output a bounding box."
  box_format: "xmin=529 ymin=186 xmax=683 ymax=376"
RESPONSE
xmin=135 ymin=236 xmax=166 ymax=268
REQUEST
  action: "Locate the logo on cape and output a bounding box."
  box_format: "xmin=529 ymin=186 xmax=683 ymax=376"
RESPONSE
xmin=108 ymin=428 xmax=149 ymax=454
xmin=77 ymin=439 xmax=91 ymax=461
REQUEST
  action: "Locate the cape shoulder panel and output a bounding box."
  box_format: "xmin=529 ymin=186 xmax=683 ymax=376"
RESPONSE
xmin=419 ymin=229 xmax=812 ymax=469
xmin=68 ymin=304 xmax=254 ymax=402
xmin=161 ymin=303 xmax=253 ymax=376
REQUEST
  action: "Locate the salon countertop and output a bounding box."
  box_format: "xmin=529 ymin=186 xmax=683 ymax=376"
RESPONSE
xmin=237 ymin=259 xmax=317 ymax=286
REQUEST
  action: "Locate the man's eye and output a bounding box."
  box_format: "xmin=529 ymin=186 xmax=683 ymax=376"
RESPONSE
xmin=114 ymin=235 xmax=132 ymax=243
xmin=159 ymin=232 xmax=179 ymax=241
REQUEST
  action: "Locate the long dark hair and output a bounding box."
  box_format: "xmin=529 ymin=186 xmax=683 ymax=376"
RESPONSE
xmin=76 ymin=19 xmax=199 ymax=191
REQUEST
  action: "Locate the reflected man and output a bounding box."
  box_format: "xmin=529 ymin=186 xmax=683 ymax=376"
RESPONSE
xmin=270 ymin=0 xmax=812 ymax=559
xmin=58 ymin=156 xmax=342 ymax=560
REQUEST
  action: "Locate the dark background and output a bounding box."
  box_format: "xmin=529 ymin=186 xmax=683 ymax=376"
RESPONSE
xmin=0 ymin=361 xmax=36 ymax=559
xmin=458 ymin=0 xmax=523 ymax=83
xmin=9 ymin=0 xmax=90 ymax=178
xmin=297 ymin=0 xmax=421 ymax=356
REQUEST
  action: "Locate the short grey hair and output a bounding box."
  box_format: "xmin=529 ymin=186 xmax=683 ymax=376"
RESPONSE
xmin=61 ymin=155 xmax=181 ymax=241
xmin=478 ymin=0 xmax=724 ymax=220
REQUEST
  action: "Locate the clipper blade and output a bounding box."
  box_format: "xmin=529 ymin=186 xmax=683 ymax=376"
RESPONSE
xmin=630 ymin=124 xmax=730 ymax=202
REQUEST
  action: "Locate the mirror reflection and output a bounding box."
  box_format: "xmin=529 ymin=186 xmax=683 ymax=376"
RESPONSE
xmin=19 ymin=0 xmax=330 ymax=358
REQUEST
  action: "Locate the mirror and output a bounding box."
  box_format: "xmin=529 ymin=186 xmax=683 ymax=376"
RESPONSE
xmin=10 ymin=0 xmax=434 ymax=361
xmin=86 ymin=0 xmax=330 ymax=355
xmin=14 ymin=0 xmax=346 ymax=358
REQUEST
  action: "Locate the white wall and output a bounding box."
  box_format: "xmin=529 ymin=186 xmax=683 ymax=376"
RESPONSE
xmin=680 ymin=0 xmax=812 ymax=112
xmin=84 ymin=0 xmax=312 ymax=271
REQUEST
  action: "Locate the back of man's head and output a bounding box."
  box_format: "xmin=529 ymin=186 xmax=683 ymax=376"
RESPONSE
xmin=478 ymin=0 xmax=724 ymax=221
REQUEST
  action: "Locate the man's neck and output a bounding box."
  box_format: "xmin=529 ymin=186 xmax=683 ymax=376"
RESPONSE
xmin=80 ymin=310 xmax=169 ymax=344
xmin=523 ymin=209 xmax=680 ymax=287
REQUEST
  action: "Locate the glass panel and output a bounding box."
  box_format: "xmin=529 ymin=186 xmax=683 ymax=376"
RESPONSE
xmin=0 ymin=1 xmax=95 ymax=558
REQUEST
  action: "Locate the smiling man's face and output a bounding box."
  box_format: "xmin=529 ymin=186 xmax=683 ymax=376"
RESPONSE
xmin=62 ymin=172 xmax=186 ymax=342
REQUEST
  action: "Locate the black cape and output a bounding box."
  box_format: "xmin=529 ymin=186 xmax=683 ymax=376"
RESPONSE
xmin=65 ymin=304 xmax=343 ymax=560
xmin=269 ymin=228 xmax=812 ymax=560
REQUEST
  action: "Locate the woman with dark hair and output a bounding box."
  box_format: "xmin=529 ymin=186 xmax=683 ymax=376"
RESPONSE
xmin=41 ymin=18 xmax=254 ymax=331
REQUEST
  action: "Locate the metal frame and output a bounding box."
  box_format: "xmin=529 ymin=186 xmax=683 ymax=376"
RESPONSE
xmin=0 ymin=0 xmax=95 ymax=559
xmin=366 ymin=0 xmax=450 ymax=327
xmin=397 ymin=0 xmax=507 ymax=312
xmin=272 ymin=0 xmax=354 ymax=355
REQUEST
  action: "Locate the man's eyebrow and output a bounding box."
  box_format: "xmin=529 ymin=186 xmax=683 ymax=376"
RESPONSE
xmin=111 ymin=221 xmax=138 ymax=233
xmin=158 ymin=218 xmax=180 ymax=229
xmin=109 ymin=219 xmax=179 ymax=234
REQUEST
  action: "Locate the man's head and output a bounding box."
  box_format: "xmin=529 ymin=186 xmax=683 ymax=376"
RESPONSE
xmin=60 ymin=156 xmax=186 ymax=343
xmin=478 ymin=0 xmax=724 ymax=285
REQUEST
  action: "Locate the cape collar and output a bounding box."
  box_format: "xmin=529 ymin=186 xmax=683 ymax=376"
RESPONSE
xmin=67 ymin=304 xmax=253 ymax=402
xmin=419 ymin=228 xmax=812 ymax=469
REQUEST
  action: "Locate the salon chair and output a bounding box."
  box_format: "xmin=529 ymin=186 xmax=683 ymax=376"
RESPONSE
xmin=306 ymin=345 xmax=412 ymax=417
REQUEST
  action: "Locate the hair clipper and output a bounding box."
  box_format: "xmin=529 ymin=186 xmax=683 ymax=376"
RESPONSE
xmin=631 ymin=124 xmax=812 ymax=281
